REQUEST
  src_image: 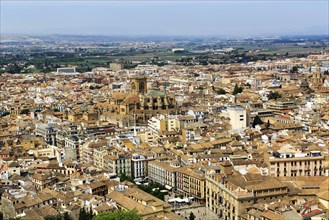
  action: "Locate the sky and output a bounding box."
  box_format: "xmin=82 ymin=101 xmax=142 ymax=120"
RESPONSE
xmin=1 ymin=1 xmax=328 ymax=37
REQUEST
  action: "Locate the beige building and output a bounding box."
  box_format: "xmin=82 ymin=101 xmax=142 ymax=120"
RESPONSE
xmin=93 ymin=147 xmax=108 ymax=170
xmin=31 ymin=173 xmax=58 ymax=191
xmin=106 ymin=187 xmax=182 ymax=219
xmin=148 ymin=114 xmax=180 ymax=138
xmin=206 ymin=173 xmax=288 ymax=220
xmin=137 ymin=129 xmax=155 ymax=144
xmin=109 ymin=63 xmax=124 ymax=71
xmin=266 ymin=101 xmax=297 ymax=110
xmin=176 ymin=167 xmax=205 ymax=202
xmin=80 ymin=139 xmax=108 ymax=165
xmin=266 ymin=150 xmax=325 ymax=177
xmin=82 ymin=111 xmax=99 ymax=125
xmin=181 ymin=122 xmax=208 ymax=144
xmin=67 ymin=111 xmax=83 ymax=123
xmin=104 ymin=151 xmax=132 ymax=177
xmin=34 ymin=147 xmax=55 ymax=158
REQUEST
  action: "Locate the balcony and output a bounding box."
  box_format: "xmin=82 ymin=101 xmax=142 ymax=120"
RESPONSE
xmin=255 ymin=190 xmax=287 ymax=198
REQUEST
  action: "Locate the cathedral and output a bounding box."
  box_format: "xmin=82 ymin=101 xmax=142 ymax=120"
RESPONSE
xmin=98 ymin=76 xmax=178 ymax=122
xmin=307 ymin=65 xmax=329 ymax=93
xmin=308 ymin=65 xmax=325 ymax=84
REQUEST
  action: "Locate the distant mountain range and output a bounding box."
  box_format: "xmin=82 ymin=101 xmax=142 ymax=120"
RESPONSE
xmin=1 ymin=32 xmax=328 ymax=43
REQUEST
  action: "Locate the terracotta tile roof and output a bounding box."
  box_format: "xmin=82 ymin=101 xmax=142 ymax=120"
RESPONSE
xmin=106 ymin=191 xmax=154 ymax=215
xmin=111 ymin=92 xmax=128 ymax=100
xmin=121 ymin=94 xmax=139 ymax=104
xmin=94 ymin=203 xmax=116 ymax=213
xmin=261 ymin=210 xmax=284 ymax=220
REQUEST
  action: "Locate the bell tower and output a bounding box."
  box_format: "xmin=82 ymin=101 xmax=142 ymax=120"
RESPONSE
xmin=130 ymin=76 xmax=147 ymax=94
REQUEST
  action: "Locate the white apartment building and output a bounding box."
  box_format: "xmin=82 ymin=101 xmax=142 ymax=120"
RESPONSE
xmin=131 ymin=152 xmax=156 ymax=179
xmin=148 ymin=160 xmax=177 ymax=190
xmin=221 ymin=105 xmax=248 ymax=130
xmin=64 ymin=135 xmax=79 ymax=160
xmin=148 ymin=114 xmax=180 ymax=135
xmin=35 ymin=123 xmax=57 ymax=146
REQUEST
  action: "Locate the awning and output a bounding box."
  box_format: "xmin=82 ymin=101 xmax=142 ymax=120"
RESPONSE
xmin=165 ymin=185 xmax=172 ymax=190
xmin=168 ymin=198 xmax=189 ymax=203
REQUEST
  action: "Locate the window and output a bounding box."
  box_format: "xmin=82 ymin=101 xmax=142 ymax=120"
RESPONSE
xmin=131 ymin=82 xmax=136 ymax=91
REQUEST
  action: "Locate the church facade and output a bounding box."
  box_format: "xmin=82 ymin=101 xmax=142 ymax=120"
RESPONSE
xmin=98 ymin=76 xmax=179 ymax=123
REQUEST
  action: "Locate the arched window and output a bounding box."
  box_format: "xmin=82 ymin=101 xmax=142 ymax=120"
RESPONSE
xmin=131 ymin=82 xmax=136 ymax=91
xmin=139 ymin=82 xmax=144 ymax=93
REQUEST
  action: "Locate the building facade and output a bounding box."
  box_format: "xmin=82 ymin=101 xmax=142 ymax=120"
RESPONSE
xmin=206 ymin=173 xmax=289 ymax=220
xmin=148 ymin=160 xmax=176 ymax=190
xmin=267 ymin=151 xmax=325 ymax=177
xmin=131 ymin=152 xmax=155 ymax=179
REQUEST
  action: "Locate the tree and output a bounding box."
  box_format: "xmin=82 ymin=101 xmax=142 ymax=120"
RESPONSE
xmin=138 ymin=182 xmax=166 ymax=201
xmin=79 ymin=208 xmax=92 ymax=220
xmin=20 ymin=109 xmax=30 ymax=115
xmin=45 ymin=215 xmax=62 ymax=220
xmin=215 ymin=88 xmax=227 ymax=95
xmin=232 ymin=84 xmax=243 ymax=95
xmin=64 ymin=212 xmax=72 ymax=220
xmin=7 ymin=63 xmax=22 ymax=74
xmin=267 ymin=91 xmax=281 ymax=100
xmin=265 ymin=119 xmax=271 ymax=129
xmin=189 ymin=212 xmax=196 ymax=220
xmin=252 ymin=115 xmax=264 ymax=128
xmin=245 ymin=82 xmax=251 ymax=88
xmin=0 ymin=112 xmax=10 ymax=117
xmin=119 ymin=173 xmax=134 ymax=182
xmin=92 ymin=210 xmax=141 ymax=220
xmin=291 ymin=66 xmax=299 ymax=73
xmin=89 ymin=208 xmax=94 ymax=220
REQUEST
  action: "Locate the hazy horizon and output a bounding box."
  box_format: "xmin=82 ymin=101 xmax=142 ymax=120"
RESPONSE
xmin=1 ymin=1 xmax=328 ymax=37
